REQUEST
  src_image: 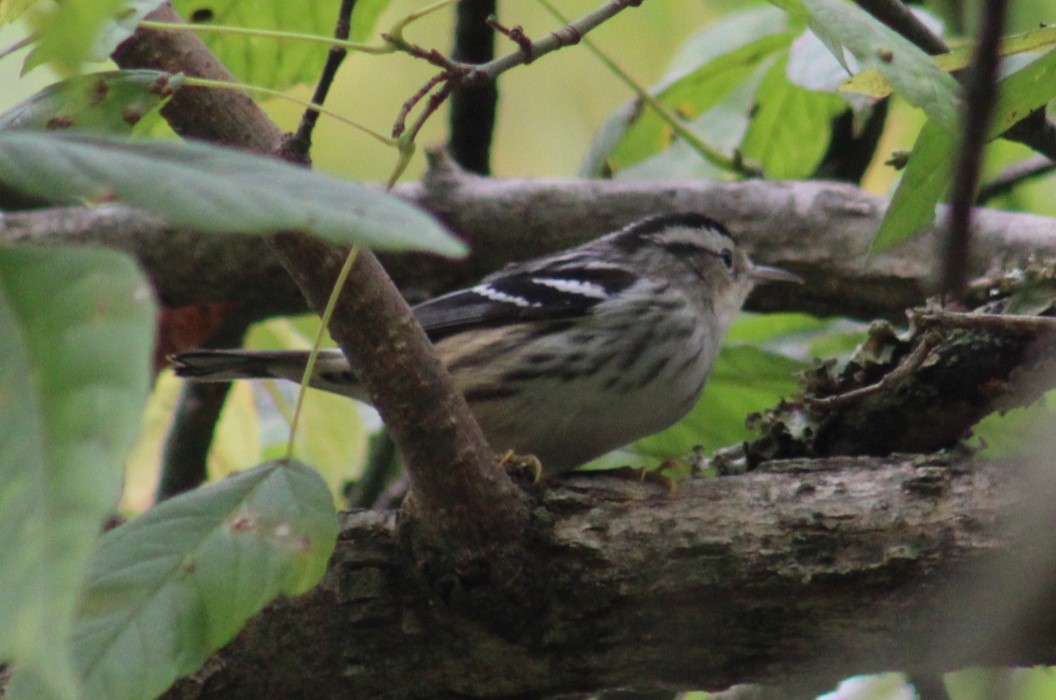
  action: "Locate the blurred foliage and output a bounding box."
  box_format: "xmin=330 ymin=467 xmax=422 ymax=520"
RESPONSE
xmin=4 ymin=1 xmax=1056 ymax=698
xmin=0 ymin=246 xmax=156 ymax=700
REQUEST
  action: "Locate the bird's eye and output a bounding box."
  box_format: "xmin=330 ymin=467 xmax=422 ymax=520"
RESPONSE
xmin=720 ymin=248 xmax=734 ymax=269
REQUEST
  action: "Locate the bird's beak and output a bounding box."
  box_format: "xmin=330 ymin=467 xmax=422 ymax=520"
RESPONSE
xmin=749 ymin=264 xmax=803 ymax=285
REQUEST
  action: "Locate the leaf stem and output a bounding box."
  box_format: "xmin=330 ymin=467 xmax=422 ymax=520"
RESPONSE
xmin=138 ymin=19 xmax=392 ymax=54
xmin=181 ymin=77 xmax=395 ymax=146
xmin=285 ymin=246 xmax=360 ymax=463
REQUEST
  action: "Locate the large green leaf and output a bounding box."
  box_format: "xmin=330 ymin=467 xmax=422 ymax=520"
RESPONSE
xmin=0 ymin=246 xmax=156 ymax=700
xmin=872 ymin=120 xmax=952 ymax=253
xmin=23 ymin=0 xmax=165 ymax=73
xmin=841 ymin=26 xmax=1056 ymax=97
xmin=873 ymin=47 xmax=1056 ymax=252
xmin=740 ymin=56 xmax=847 ymax=179
xmin=170 ymin=0 xmax=391 ymax=90
xmin=800 ymin=0 xmax=961 ymax=131
xmin=726 ymin=312 xmax=868 ymax=358
xmin=989 ymin=46 xmax=1056 ymax=138
xmin=27 ymin=0 xmax=127 ymax=72
xmin=70 ymin=460 xmax=338 ymax=700
xmin=582 ymin=8 xmax=795 ymax=177
xmin=615 ymin=58 xmax=774 ymax=181
xmin=0 ymin=132 xmax=466 ymax=256
xmin=0 ymin=71 xmax=183 ymax=134
xmin=662 ymin=6 xmax=794 ymax=78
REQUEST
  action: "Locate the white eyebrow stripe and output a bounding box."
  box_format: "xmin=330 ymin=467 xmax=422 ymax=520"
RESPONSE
xmin=531 ymin=277 xmax=611 ymax=299
xmin=473 ymin=284 xmax=539 ymax=307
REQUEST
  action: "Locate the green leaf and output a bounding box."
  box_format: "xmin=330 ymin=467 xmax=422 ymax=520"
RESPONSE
xmin=726 ymin=312 xmax=867 ymax=359
xmin=872 ymin=120 xmax=952 ymax=253
xmin=873 ymin=47 xmax=1056 ymax=252
xmin=71 ymin=460 xmax=338 ymax=700
xmin=662 ymin=6 xmax=793 ymax=78
xmin=23 ymin=0 xmax=164 ymax=74
xmin=582 ymin=11 xmax=794 ymax=177
xmin=0 ymin=246 xmax=156 ymax=700
xmin=0 ymin=71 xmax=183 ymax=134
xmin=973 ymin=393 xmax=1053 ymax=457
xmin=990 ymin=46 xmax=1056 ymax=138
xmin=348 ymin=0 xmax=391 ymax=43
xmin=0 ymin=132 xmax=466 ymax=257
xmin=614 ymin=58 xmax=775 ymax=181
xmin=840 ymin=26 xmax=1056 ymax=98
xmin=27 ymin=0 xmax=127 ymax=72
xmin=740 ymin=56 xmax=847 ymax=179
xmin=634 ymin=346 xmax=805 ymax=458
xmin=170 ymin=0 xmax=390 ymax=90
xmin=800 ymin=0 xmax=960 ymax=131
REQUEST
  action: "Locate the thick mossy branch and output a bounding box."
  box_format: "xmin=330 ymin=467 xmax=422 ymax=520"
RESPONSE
xmin=158 ymin=456 xmax=1055 ymax=699
xmin=745 ymin=305 xmax=1056 ymax=463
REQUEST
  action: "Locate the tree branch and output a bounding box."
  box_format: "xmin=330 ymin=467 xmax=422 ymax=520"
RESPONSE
xmin=943 ymin=0 xmax=1007 ymax=300
xmin=285 ymin=0 xmax=359 ymax=159
xmin=9 ymin=175 xmax=1056 ymax=322
xmin=156 ymin=455 xmax=1048 ymax=699
xmin=111 ymin=3 xmax=284 ymax=151
xmin=854 ymin=0 xmax=950 ymax=54
xmin=977 ymin=154 xmax=1056 ymax=204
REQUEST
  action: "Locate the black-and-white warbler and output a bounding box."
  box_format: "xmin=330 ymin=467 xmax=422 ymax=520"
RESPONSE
xmin=173 ymin=213 xmax=801 ymax=474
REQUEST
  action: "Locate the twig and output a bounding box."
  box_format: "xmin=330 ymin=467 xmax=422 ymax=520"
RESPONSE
xmin=976 ymin=154 xmax=1056 ymax=204
xmin=913 ymin=310 xmax=1056 ymax=334
xmin=486 ymin=15 xmax=533 ymax=62
xmin=386 ymin=0 xmax=644 ymax=147
xmin=943 ymin=0 xmax=1008 ymax=301
xmin=806 ymin=335 xmax=936 ymax=410
xmin=393 ymin=71 xmax=450 ymax=138
xmin=854 ymin=0 xmax=949 ymax=55
xmin=407 ymin=81 xmax=457 ymax=142
xmin=286 ymin=0 xmax=360 ymax=158
xmin=448 ymin=1 xmax=498 ymax=174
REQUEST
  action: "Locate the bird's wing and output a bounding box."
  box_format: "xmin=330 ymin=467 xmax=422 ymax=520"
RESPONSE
xmin=415 ymin=264 xmax=639 ymax=341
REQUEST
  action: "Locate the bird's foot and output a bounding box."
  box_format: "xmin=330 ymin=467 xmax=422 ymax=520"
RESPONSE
xmin=498 ymin=450 xmax=544 ymax=485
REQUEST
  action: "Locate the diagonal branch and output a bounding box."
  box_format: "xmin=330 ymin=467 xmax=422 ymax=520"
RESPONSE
xmin=113 ymin=4 xmax=527 ymax=552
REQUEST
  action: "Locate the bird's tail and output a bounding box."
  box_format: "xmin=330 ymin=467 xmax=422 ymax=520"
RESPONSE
xmin=170 ymin=349 xmax=364 ymax=399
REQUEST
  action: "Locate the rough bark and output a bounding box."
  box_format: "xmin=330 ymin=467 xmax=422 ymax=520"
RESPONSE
xmin=6 ymin=173 xmax=1056 ymax=322
xmin=156 ymin=455 xmax=1056 ymax=700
